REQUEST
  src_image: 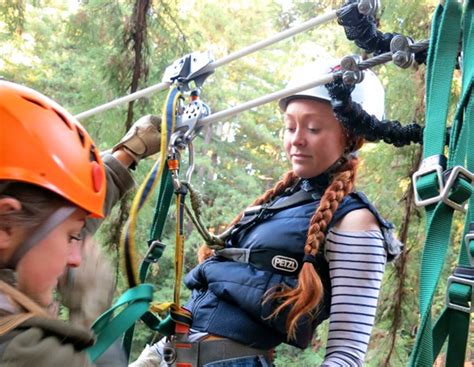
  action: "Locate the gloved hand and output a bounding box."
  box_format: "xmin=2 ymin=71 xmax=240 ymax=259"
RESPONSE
xmin=129 ymin=343 xmax=163 ymax=367
xmin=112 ymin=115 xmax=162 ymax=164
xmin=58 ymin=236 xmax=115 ymax=328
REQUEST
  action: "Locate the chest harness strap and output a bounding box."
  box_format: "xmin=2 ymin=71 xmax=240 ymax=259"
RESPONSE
xmin=215 ymin=189 xmax=320 ymax=276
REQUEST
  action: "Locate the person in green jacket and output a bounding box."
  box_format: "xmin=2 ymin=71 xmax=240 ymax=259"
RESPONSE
xmin=0 ymin=80 xmax=161 ymax=366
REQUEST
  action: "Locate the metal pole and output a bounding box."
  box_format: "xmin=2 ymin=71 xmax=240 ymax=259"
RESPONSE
xmin=75 ymin=8 xmax=341 ymax=120
xmin=197 ymin=74 xmax=335 ymax=126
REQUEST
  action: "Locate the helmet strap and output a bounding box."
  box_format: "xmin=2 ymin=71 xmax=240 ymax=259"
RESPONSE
xmin=7 ymin=206 xmax=77 ymax=269
xmin=325 ymin=151 xmax=358 ymax=176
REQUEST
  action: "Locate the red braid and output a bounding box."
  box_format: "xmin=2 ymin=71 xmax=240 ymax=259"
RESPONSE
xmin=265 ymin=157 xmax=359 ymax=340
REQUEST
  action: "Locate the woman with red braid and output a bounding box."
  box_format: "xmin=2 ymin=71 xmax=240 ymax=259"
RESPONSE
xmin=131 ymin=58 xmax=401 ymax=367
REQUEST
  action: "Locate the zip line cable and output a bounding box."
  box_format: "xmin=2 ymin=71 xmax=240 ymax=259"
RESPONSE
xmin=76 ymin=39 xmax=429 ymax=132
xmin=75 ymin=6 xmax=347 ymax=120
xmin=195 ymin=40 xmax=429 ymax=127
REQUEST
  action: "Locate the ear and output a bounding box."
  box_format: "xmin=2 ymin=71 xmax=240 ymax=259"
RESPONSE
xmin=0 ymin=197 xmax=22 ymax=250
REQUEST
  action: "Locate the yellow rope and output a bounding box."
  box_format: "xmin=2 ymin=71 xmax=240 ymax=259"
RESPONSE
xmin=120 ymin=87 xmax=181 ymax=287
xmin=174 ymin=192 xmax=185 ymax=307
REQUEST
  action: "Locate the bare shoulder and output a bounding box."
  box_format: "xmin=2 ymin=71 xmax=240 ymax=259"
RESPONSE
xmin=333 ymin=208 xmax=381 ymax=232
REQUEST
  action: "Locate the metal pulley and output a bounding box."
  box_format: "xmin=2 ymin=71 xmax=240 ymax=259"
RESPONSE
xmin=162 ymin=51 xmax=215 ymax=91
xmin=179 ymin=90 xmax=212 ymax=144
xmin=167 ymin=90 xmax=210 ymax=188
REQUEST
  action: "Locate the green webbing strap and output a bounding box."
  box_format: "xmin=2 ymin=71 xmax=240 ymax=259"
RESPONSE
xmin=139 ymin=166 xmax=174 ymax=282
xmin=87 ymin=284 xmax=154 ymax=362
xmin=410 ymin=1 xmax=467 ymax=366
xmin=432 ymin=299 xmax=470 ymax=365
xmin=149 ymin=168 xmax=175 ymax=244
xmin=423 ymin=1 xmax=460 ymax=156
xmin=413 ymin=0 xmax=461 ymax=207
xmin=462 ymin=0 xmax=474 ymax=90
xmin=89 ymin=87 xmax=181 ymax=362
xmin=411 ymin=1 xmax=474 ymax=366
xmin=432 ymin=3 xmax=474 ymax=364
xmin=122 ymin=87 xmax=182 ymax=358
xmin=432 ymin=94 xmax=474 ymax=366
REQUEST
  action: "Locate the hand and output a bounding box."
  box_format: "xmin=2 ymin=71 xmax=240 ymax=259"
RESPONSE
xmin=58 ymin=237 xmax=115 ymax=328
xmin=128 ymin=344 xmax=163 ymax=367
xmin=112 ymin=115 xmax=162 ymax=165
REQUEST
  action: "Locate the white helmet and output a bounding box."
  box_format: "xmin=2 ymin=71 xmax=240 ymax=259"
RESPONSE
xmin=279 ymin=58 xmax=385 ymax=120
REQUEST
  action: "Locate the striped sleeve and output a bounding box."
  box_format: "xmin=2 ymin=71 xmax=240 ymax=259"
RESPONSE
xmin=321 ymin=229 xmax=386 ymax=367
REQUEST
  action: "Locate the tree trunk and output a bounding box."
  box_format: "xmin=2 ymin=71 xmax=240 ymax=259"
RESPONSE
xmin=384 ymin=66 xmax=426 ymax=366
xmin=125 ymin=0 xmax=151 ymax=129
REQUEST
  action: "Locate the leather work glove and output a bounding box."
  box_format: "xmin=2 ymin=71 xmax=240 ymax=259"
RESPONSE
xmin=58 ymin=237 xmax=115 ymax=329
xmin=112 ymin=115 xmax=162 ymax=164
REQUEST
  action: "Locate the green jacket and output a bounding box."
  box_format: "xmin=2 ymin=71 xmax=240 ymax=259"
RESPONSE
xmin=0 ymin=316 xmax=94 ymax=367
xmin=0 ymin=315 xmax=128 ymax=366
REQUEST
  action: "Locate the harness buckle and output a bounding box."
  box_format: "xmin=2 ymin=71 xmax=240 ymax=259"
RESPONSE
xmin=144 ymin=240 xmax=166 ymax=263
xmin=446 ymin=268 xmax=474 ymax=313
xmin=464 ymin=223 xmax=474 ymax=267
xmin=163 ymin=332 xmax=199 ymax=367
xmin=413 ymin=155 xmax=447 ymax=207
xmin=439 ymin=165 xmax=474 ymax=212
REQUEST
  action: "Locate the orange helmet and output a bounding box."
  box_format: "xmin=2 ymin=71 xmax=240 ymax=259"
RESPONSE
xmin=0 ymin=81 xmax=106 ymax=218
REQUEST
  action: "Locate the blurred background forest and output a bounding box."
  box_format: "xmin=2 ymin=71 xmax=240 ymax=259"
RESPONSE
xmin=1 ymin=0 xmax=472 ymax=365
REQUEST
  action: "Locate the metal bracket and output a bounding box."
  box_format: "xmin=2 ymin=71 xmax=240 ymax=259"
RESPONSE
xmin=412 ymin=155 xmax=447 ymax=207
xmin=162 ymin=51 xmax=215 ymax=91
xmin=391 ymin=35 xmax=415 ymax=69
xmin=185 ymin=142 xmax=195 ymax=183
xmin=168 ymin=92 xmax=211 ymax=184
xmin=357 ymin=0 xmax=381 ymax=17
xmin=340 ymin=55 xmax=365 ymax=85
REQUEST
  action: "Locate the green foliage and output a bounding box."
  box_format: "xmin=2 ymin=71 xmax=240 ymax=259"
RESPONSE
xmin=0 ymin=0 xmax=25 ymax=35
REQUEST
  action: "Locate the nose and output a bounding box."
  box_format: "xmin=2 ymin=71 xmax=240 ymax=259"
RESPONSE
xmin=291 ymin=127 xmax=306 ymax=146
xmin=67 ymin=241 xmax=82 ymax=268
